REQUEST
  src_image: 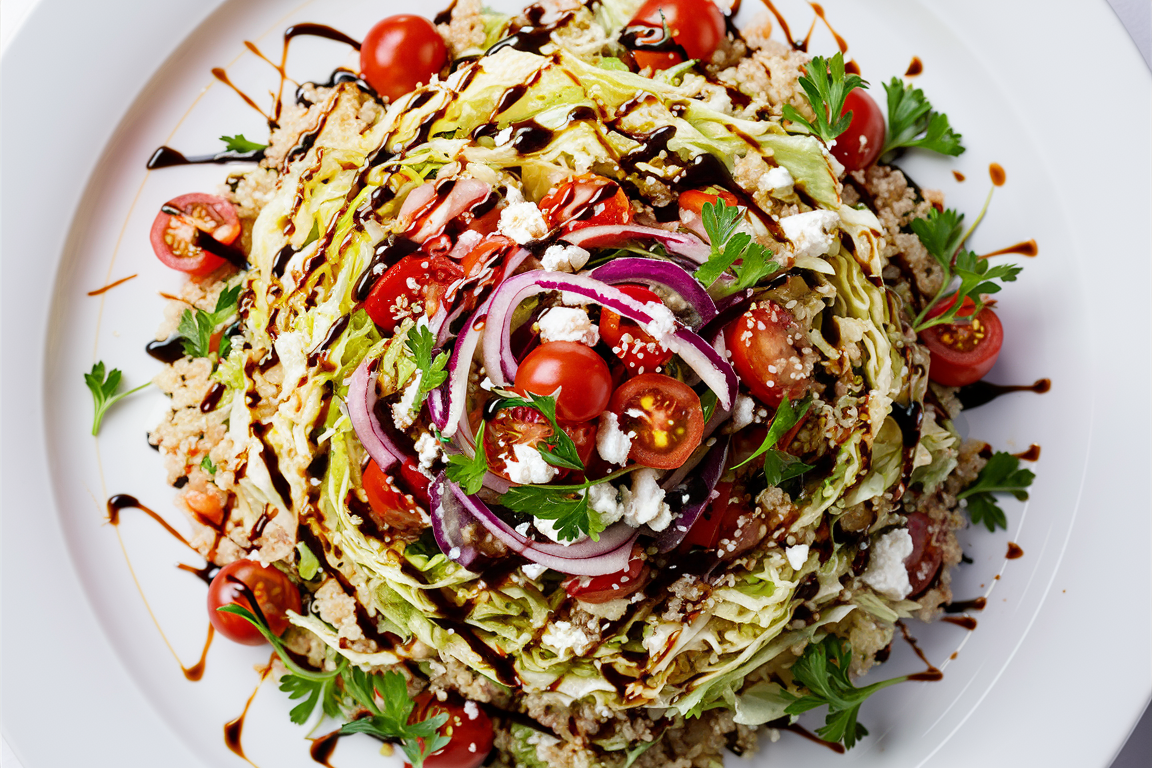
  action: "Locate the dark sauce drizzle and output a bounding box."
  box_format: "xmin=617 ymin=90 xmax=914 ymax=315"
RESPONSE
xmin=1013 ymin=444 xmax=1041 ymax=462
xmin=1006 ymin=542 xmax=1024 ymax=560
xmin=146 ymin=335 xmax=187 ymax=363
xmin=940 ymin=615 xmax=977 ymax=631
xmin=224 ymin=655 xmax=275 ymax=765
xmin=897 ymin=621 xmax=944 ymax=682
xmin=945 ymin=596 xmax=987 ymax=613
xmin=200 ymin=382 xmax=227 ymax=413
xmin=905 ymin=56 xmax=924 ymax=76
xmin=181 ymin=624 xmax=216 ymax=681
xmin=980 ymin=239 xmax=1038 ymax=258
xmin=107 ymin=495 xmax=195 ymax=551
xmin=146 ymin=145 xmax=265 ymax=170
xmin=309 ymin=729 xmax=343 ymax=767
xmin=957 ymin=378 xmax=1050 ymax=409
xmin=989 ymin=163 xmax=1006 ymax=186
xmin=87 ymin=274 xmax=138 ymax=296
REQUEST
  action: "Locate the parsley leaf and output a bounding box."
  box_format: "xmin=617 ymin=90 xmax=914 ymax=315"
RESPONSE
xmin=220 ymin=134 xmax=267 ymax=153
xmin=880 ymin=78 xmax=964 ymax=161
xmin=732 ymin=394 xmax=813 ymax=485
xmin=957 ymin=451 xmax=1035 ymax=532
xmin=783 ymin=636 xmax=907 ymax=749
xmin=85 ymin=361 xmax=150 ymax=436
xmin=445 ymin=420 xmax=490 ymax=496
xmin=200 ymin=455 xmax=217 ymax=475
xmin=696 ymin=199 xmax=779 ymax=294
xmin=782 ymin=52 xmax=868 ymax=144
xmin=177 ymin=284 xmax=242 ymax=359
xmin=500 ymin=470 xmax=637 ymax=543
xmin=339 ymin=667 xmax=450 ymax=768
xmin=492 ymin=391 xmax=585 ymax=472
xmin=405 ymin=324 xmax=449 ymax=417
xmin=699 ymin=390 xmax=718 ymax=424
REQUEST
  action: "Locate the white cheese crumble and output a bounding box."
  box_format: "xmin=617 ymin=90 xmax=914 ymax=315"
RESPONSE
xmin=862 ymin=528 xmax=914 ymax=600
xmin=596 ymin=411 xmax=634 ymax=466
xmin=779 ymin=209 xmax=840 ymax=260
xmin=541 ymin=243 xmax=590 ymax=272
xmin=760 ymin=165 xmax=795 ymax=196
xmin=391 ymin=374 xmax=422 ymax=430
xmin=537 ymin=306 xmax=599 ymax=346
xmin=504 ymin=442 xmax=558 ymax=485
xmin=785 ymin=544 xmax=810 ymax=570
xmin=534 ymin=516 xmax=588 ymax=545
xmin=641 ymin=302 xmax=678 ymax=343
xmin=414 ymin=430 xmax=442 ymax=470
xmin=586 ymin=481 xmax=624 ymax=526
xmin=729 ymin=393 xmax=756 ymax=432
xmin=499 ymin=201 xmax=548 ymax=244
xmin=541 ymin=620 xmax=591 ymax=654
xmin=620 ymin=468 xmax=673 ymax=531
xmin=521 ymin=563 xmax=548 ymax=580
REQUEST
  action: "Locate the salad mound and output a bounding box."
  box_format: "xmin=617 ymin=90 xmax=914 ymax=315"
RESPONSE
xmin=134 ymin=1 xmax=1034 ymax=765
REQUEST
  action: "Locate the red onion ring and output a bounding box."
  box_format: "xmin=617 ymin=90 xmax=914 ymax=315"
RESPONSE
xmin=429 ymin=474 xmax=489 ymax=571
xmin=656 ymin=435 xmax=730 ymax=552
xmin=400 ymin=179 xmax=491 ymax=244
xmin=559 ymin=224 xmax=711 ymax=263
xmin=589 ymin=257 xmax=718 ymax=326
xmin=348 ymin=356 xmax=408 ymax=472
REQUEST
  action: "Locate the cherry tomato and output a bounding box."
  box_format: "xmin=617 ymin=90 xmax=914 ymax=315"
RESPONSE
xmin=561 ymin=420 xmax=599 ymax=469
xmin=364 ymin=254 xmax=464 ymax=333
xmin=724 ymin=301 xmax=814 ymax=408
xmin=399 ymin=457 xmax=433 ymax=509
xmin=207 ymin=559 xmax=302 ymax=646
xmin=609 ymin=373 xmax=704 ymax=469
xmin=363 ymin=460 xmax=428 ymax=533
xmin=831 ymin=88 xmax=886 ymax=172
xmin=919 ymin=296 xmax=1004 ymax=387
xmin=482 ymin=406 xmax=556 ymax=481
xmin=631 ymin=0 xmax=726 ymax=64
xmin=408 ymin=692 xmax=494 ymax=768
xmin=459 ymin=235 xmax=515 ymax=278
xmin=678 ymin=188 xmax=738 ymax=216
xmin=903 ymin=512 xmax=943 ymax=597
xmin=360 ymin=15 xmax=448 ymax=102
xmin=599 ymin=285 xmax=675 ymax=375
xmin=681 ymin=481 xmax=764 ymax=558
xmin=564 ymin=546 xmax=650 ymax=603
xmin=514 ymin=341 xmax=613 ymax=423
xmin=539 ymin=174 xmax=632 ymax=235
xmin=150 ymin=193 xmax=241 ymax=276
xmin=627 ymin=25 xmax=683 ymax=72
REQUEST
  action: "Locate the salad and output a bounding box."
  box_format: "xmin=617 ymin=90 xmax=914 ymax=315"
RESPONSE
xmin=88 ymin=0 xmax=1040 ymax=765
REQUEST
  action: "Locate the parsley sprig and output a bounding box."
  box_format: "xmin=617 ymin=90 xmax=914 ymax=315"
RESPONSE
xmin=782 ymin=52 xmax=868 ymax=145
xmin=220 ymin=134 xmax=267 ymax=153
xmin=783 ymin=635 xmax=908 ymax=749
xmin=732 ymin=394 xmax=813 ymax=485
xmin=445 ymin=421 xmax=490 ymax=496
xmin=695 ymin=199 xmax=779 ymax=294
xmin=880 ymin=78 xmax=964 ymax=161
xmin=957 ymin=451 xmax=1035 ymax=531
xmin=85 ymin=361 xmax=150 ymax=436
xmin=500 ymin=467 xmax=639 ymax=542
xmin=910 ymin=205 xmax=1022 ymax=332
xmin=177 ymin=284 xmax=242 ymax=359
xmin=405 ymin=324 xmax=449 ymax=417
xmin=492 ymin=390 xmax=585 ymax=472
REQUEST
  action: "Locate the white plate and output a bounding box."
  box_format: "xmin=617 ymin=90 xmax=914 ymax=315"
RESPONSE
xmin=2 ymin=1 xmax=1149 ymax=766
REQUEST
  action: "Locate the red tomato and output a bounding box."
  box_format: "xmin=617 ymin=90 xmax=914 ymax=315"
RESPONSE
xmin=831 ymin=88 xmax=886 ymax=172
xmin=599 ymin=285 xmax=675 ymax=375
xmin=364 ymin=254 xmax=464 ymax=332
xmin=150 ymin=193 xmax=241 ymax=276
xmin=561 ymin=420 xmax=598 ymax=469
xmin=681 ymin=481 xmax=764 ymax=558
xmin=539 ymin=174 xmax=632 ymax=235
xmin=459 ymin=235 xmax=514 ymax=278
xmin=678 ymin=188 xmax=739 ymax=216
xmin=482 ymin=407 xmax=556 ymax=482
xmin=920 ymin=296 xmax=1004 ymax=387
xmin=632 ymin=0 xmax=726 ymax=63
xmin=360 ymin=15 xmax=448 ymax=102
xmin=627 ymin=26 xmax=683 ymax=72
xmin=363 ymin=460 xmax=428 ymax=533
xmin=903 ymin=512 xmax=943 ymax=597
xmin=724 ymin=301 xmax=814 ymax=408
xmin=609 ymin=373 xmax=704 ymax=469
xmin=408 ymin=692 xmax=493 ymax=768
xmin=207 ymin=559 xmax=302 ymax=646
xmin=564 ymin=546 xmax=650 ymax=603
xmin=514 ymin=341 xmax=613 ymax=423
xmin=399 ymin=457 xmax=433 ymax=509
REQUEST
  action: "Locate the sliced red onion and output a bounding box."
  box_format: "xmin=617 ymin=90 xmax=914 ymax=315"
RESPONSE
xmin=447 ymin=481 xmax=637 ymax=576
xmin=483 ymin=271 xmax=737 ymax=409
xmin=430 ymin=474 xmax=489 ymax=571
xmin=348 ymin=356 xmax=408 ymax=472
xmin=559 ymin=224 xmax=711 ymax=263
xmin=441 ymin=300 xmax=490 ymax=439
xmin=589 ymin=258 xmax=717 ymax=326
xmin=400 ymin=179 xmax=491 ymax=244
xmin=656 ymin=435 xmax=730 ymax=552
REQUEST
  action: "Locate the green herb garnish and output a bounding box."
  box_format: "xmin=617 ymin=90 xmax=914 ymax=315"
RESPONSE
xmin=492 ymin=390 xmax=585 ymax=472
xmin=405 ymin=324 xmax=449 ymax=416
xmin=782 ymin=52 xmax=868 ymax=144
xmin=85 ymin=361 xmax=150 ymax=436
xmin=732 ymin=394 xmax=813 ymax=484
xmin=695 ymin=199 xmax=779 ymax=294
xmin=200 ymin=455 xmax=217 ymax=475
xmin=177 ymin=284 xmax=242 ymax=359
xmin=445 ymin=420 xmax=490 ymax=496
xmin=879 ymin=78 xmax=964 ymax=161
xmin=500 ymin=467 xmax=639 ymax=543
xmin=220 ymin=134 xmax=267 ymax=153
xmin=957 ymin=451 xmax=1035 ymax=531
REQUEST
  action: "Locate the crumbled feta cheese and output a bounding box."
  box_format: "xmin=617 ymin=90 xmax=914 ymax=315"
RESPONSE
xmin=499 ymin=201 xmax=548 ymax=244
xmin=785 ymin=544 xmax=810 ymax=570
xmin=534 ymin=516 xmax=588 ymax=545
xmin=729 ymin=393 xmax=756 ymax=432
xmin=587 ymin=481 xmax=624 ymax=526
xmin=541 ymin=620 xmax=591 ymax=654
xmin=515 ymin=521 xmax=531 ymax=536
xmin=620 ymin=468 xmax=673 ymax=531
xmin=391 ymin=374 xmax=422 ymax=430
xmin=541 ymin=243 xmax=590 ymax=272
xmin=862 ymin=528 xmax=914 ymax=600
xmin=537 ymin=306 xmax=599 ymax=346
xmin=641 ymin=302 xmax=678 ymax=343
xmin=596 ymin=411 xmax=634 ymax=466
xmin=414 ymin=430 xmax=442 ymax=470
xmin=760 ymin=165 xmax=795 ymax=196
xmin=779 ymin=210 xmax=840 ymax=260
xmin=503 ymin=442 xmax=558 ymax=485
xmin=521 ymin=563 xmax=548 ymax=580
xmin=448 ymin=546 xmax=462 ymax=561
xmin=463 ymin=700 xmax=480 ymax=720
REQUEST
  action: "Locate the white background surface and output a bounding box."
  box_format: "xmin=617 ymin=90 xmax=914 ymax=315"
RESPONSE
xmin=1 ymin=0 xmax=1148 ymax=766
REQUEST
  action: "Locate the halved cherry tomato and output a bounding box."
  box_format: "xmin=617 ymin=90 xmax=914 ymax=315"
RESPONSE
xmin=630 ymin=0 xmax=726 ymax=67
xmin=678 ymin=188 xmax=738 ymax=216
xmin=903 ymin=512 xmax=943 ymax=597
xmin=609 ymin=373 xmax=704 ymax=469
xmin=482 ymin=406 xmax=556 ymax=481
xmin=683 ymin=481 xmax=767 ymax=558
xmin=561 ymin=420 xmax=599 ymax=470
xmin=514 ymin=341 xmax=613 ymax=423
xmin=207 ymin=559 xmax=302 ymax=646
xmin=599 ymin=284 xmax=675 ymax=375
xmin=724 ymin=301 xmax=814 ymax=408
xmin=364 ymin=254 xmax=464 ymax=332
xmin=539 ymin=174 xmax=632 ymax=235
xmin=459 ymin=234 xmax=515 ymax=278
xmin=399 ymin=457 xmax=433 ymax=509
xmin=920 ymin=296 xmax=1004 ymax=387
xmin=150 ymin=193 xmax=241 ymax=276
xmin=831 ymin=88 xmax=886 ymax=172
xmin=408 ymin=692 xmax=494 ymax=768
xmin=363 ymin=460 xmax=428 ymax=533
xmin=564 ymin=546 xmax=650 ymax=603
xmin=360 ymin=15 xmax=448 ymax=102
